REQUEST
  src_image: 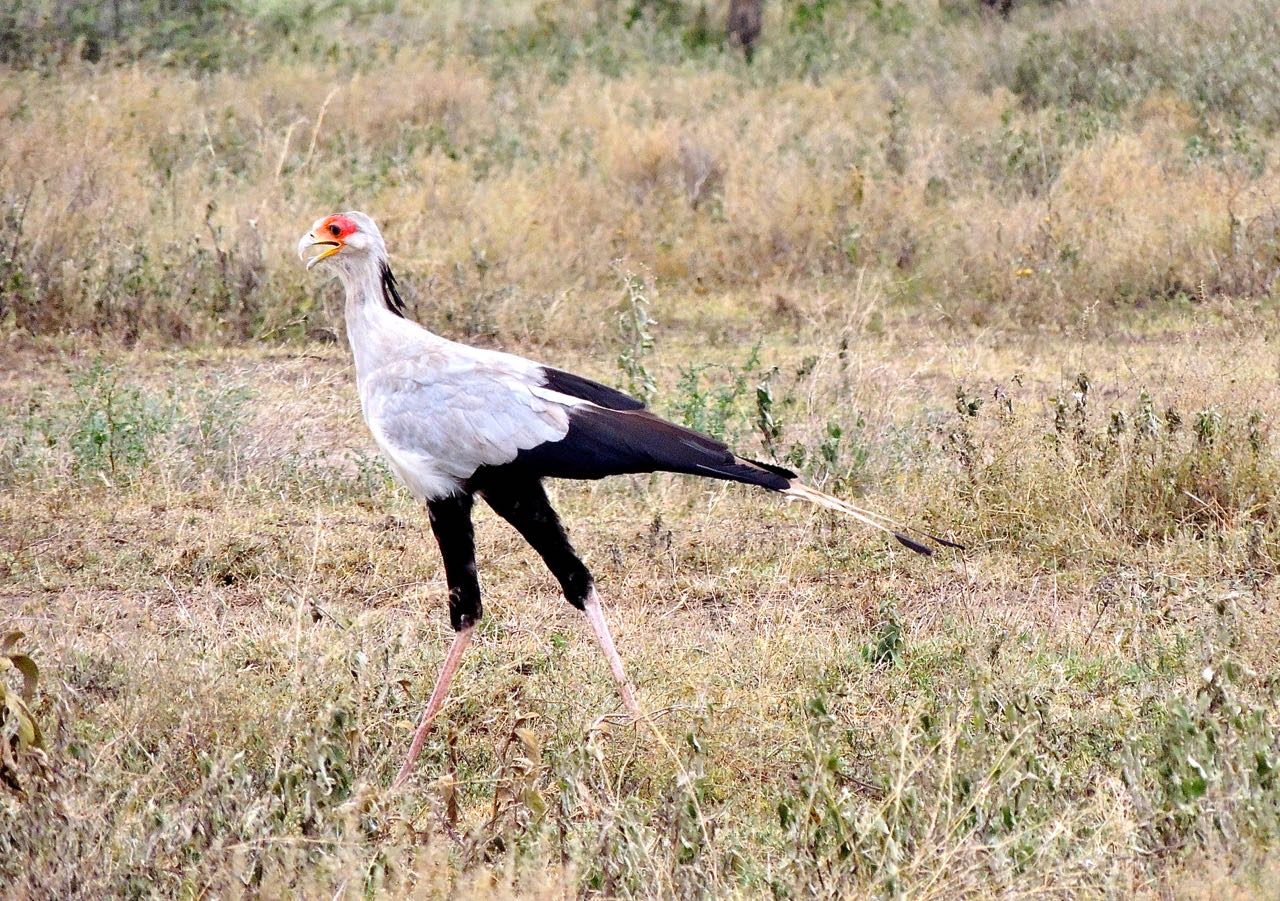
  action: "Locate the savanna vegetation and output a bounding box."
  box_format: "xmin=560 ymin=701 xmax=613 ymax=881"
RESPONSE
xmin=2 ymin=0 xmax=1279 ymax=897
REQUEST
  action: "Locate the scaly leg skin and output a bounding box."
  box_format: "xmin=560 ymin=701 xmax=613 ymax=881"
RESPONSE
xmin=583 ymin=587 xmax=641 ymax=717
xmin=392 ymin=625 xmax=475 ymax=789
xmin=476 ymin=481 xmax=640 ymax=719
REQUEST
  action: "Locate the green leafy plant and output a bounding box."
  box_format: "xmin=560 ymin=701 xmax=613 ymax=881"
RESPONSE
xmin=616 ymin=268 xmax=659 ymax=405
xmin=68 ymin=358 xmax=174 ymax=480
xmin=674 ymin=344 xmax=761 ymax=441
xmin=862 ymin=600 xmax=904 ymax=666
xmin=1126 ymin=640 xmax=1280 ymax=852
xmin=755 ymin=372 xmax=784 ymax=456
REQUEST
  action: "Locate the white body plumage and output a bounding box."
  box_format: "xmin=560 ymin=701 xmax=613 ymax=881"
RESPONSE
xmin=349 ymin=305 xmax=574 ymax=501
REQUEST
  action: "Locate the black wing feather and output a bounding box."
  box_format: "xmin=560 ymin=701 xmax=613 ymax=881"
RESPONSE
xmin=539 ymin=368 xmax=646 ymax=411
xmin=499 ymin=404 xmax=795 ymax=489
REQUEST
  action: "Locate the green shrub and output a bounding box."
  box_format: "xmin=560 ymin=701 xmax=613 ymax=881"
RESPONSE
xmin=1006 ymin=4 xmax=1280 ymax=130
xmin=68 ymin=359 xmax=175 ymax=479
xmin=0 ymin=0 xmax=251 ymax=70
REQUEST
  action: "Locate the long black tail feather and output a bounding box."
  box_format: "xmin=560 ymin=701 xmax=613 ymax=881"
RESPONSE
xmin=506 ymin=400 xmax=958 ymax=555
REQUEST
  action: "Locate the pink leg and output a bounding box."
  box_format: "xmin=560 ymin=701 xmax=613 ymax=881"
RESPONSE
xmin=393 ymin=625 xmax=475 ymax=788
xmin=583 ymin=588 xmax=641 ymax=717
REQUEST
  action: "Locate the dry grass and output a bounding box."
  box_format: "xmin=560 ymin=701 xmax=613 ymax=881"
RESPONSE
xmin=3 ymin=327 xmax=1279 ymax=897
xmin=3 ymin=0 xmax=1280 ymax=898
xmin=2 ymin=0 xmax=1279 ymax=346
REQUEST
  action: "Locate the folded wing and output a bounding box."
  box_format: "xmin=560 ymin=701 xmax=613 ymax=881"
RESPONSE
xmin=502 ymin=402 xmax=796 ymax=489
xmin=366 ymin=351 xmax=794 ymax=491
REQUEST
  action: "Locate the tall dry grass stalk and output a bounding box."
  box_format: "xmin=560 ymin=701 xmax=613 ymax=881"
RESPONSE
xmin=1 ymin=0 xmax=1277 ymax=347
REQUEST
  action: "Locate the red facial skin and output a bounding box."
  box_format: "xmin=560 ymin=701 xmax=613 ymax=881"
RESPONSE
xmin=320 ymin=214 xmax=358 ymax=240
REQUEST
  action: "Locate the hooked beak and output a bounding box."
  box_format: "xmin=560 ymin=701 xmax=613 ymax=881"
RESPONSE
xmin=298 ymin=232 xmax=342 ymax=270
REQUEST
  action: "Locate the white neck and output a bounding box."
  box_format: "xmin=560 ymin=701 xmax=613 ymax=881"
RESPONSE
xmin=339 ymin=257 xmax=434 ymax=383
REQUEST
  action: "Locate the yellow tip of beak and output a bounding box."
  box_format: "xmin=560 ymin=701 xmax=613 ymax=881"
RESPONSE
xmin=303 ymin=242 xmax=342 ymax=270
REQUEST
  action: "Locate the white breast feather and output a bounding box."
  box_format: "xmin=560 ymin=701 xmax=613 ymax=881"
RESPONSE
xmin=359 ymin=351 xmax=572 ymax=499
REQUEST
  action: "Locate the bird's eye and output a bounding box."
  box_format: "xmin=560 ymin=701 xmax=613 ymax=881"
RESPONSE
xmin=328 ymin=223 xmax=342 ymax=237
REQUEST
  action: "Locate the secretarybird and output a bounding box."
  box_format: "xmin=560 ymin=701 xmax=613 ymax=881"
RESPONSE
xmin=298 ymin=211 xmax=958 ymax=787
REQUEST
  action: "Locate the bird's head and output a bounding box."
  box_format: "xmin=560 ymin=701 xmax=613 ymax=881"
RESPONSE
xmin=297 ymin=211 xmax=387 ymax=277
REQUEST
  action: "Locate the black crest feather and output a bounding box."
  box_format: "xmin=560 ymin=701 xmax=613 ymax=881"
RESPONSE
xmin=380 ymin=262 xmax=407 ymax=318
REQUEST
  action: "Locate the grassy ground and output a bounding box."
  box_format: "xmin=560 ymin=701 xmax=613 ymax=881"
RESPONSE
xmin=3 ymin=1 xmax=1280 ymax=898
